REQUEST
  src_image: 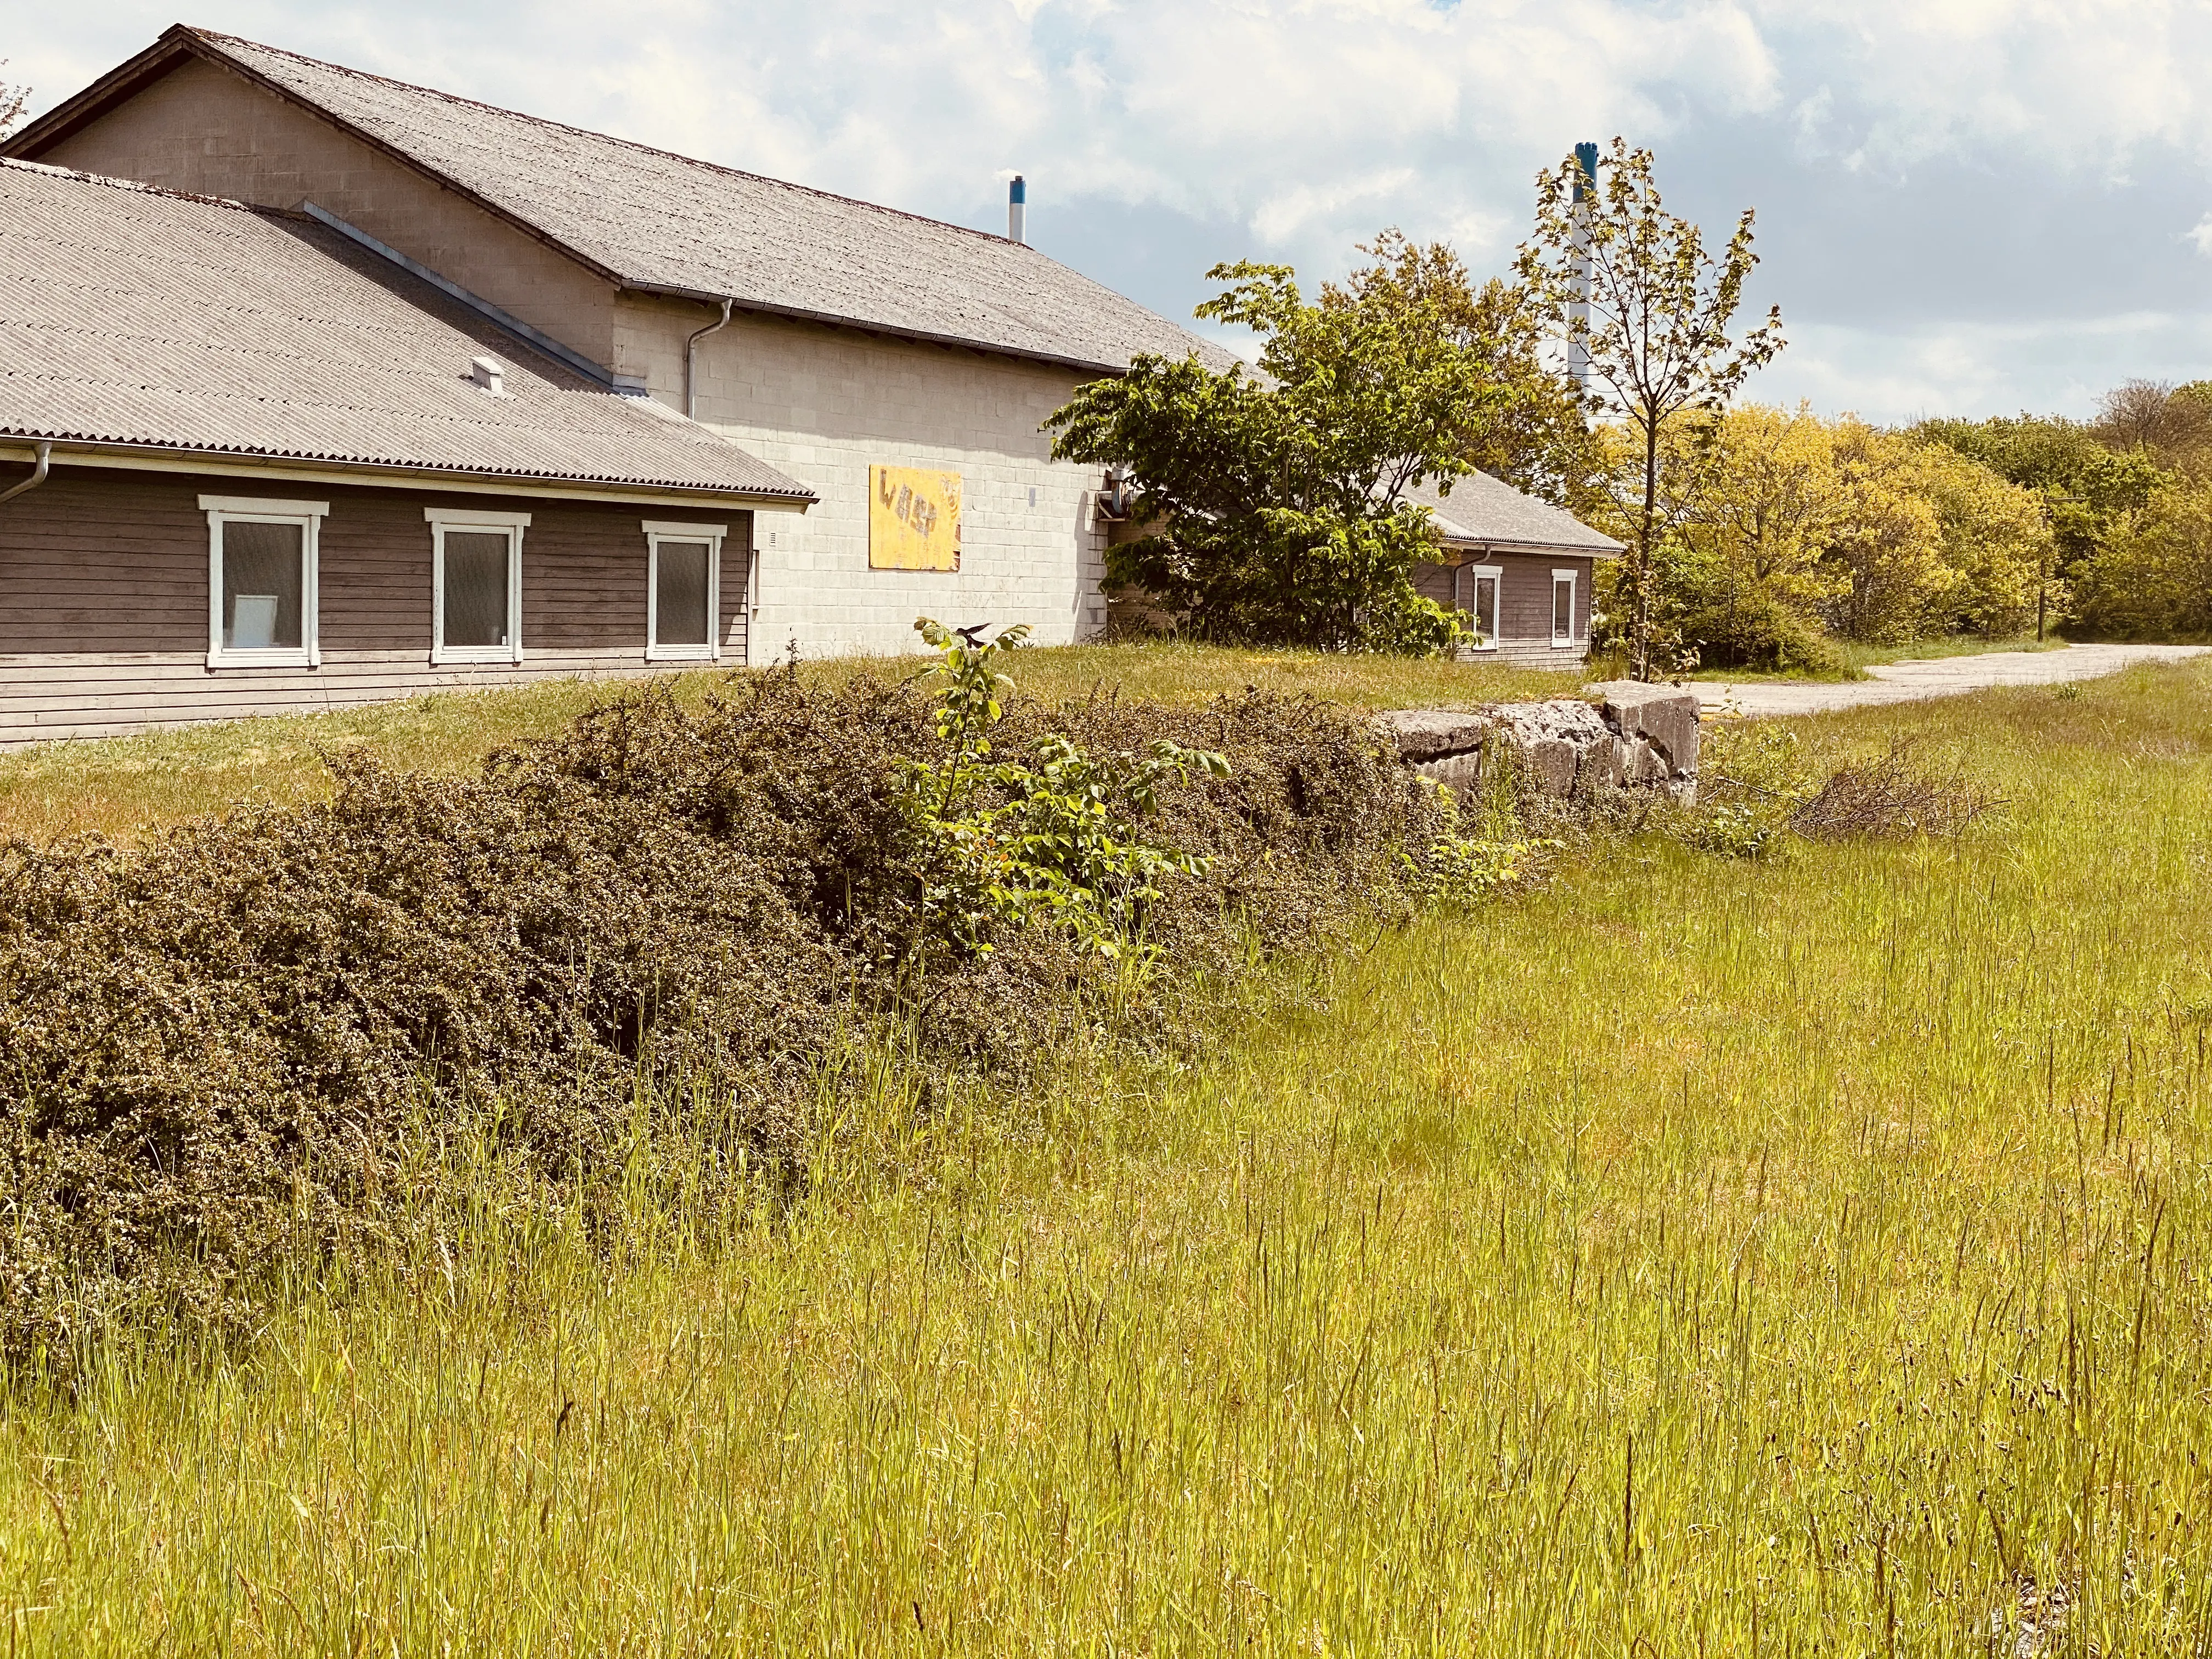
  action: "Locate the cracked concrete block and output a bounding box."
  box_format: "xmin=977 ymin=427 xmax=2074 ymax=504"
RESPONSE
xmin=1623 ymin=738 xmax=1671 ymax=785
xmin=1588 ymin=681 xmax=1700 ymax=781
xmin=1385 ymin=687 xmax=1700 ymax=805
xmin=1376 ymin=708 xmax=1493 ymax=763
xmin=1525 ymin=737 xmax=1579 ymax=796
xmin=1421 ymin=751 xmax=1485 ymax=794
xmin=1487 ymin=698 xmax=1613 ymax=752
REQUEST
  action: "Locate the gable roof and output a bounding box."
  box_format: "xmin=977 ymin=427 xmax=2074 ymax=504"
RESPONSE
xmin=1403 ymin=474 xmax=1624 ymax=558
xmin=0 ymin=158 xmax=814 ymax=501
xmin=6 ymin=26 xmax=1233 ymax=378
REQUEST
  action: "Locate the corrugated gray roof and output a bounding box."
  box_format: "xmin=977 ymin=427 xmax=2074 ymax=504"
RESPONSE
xmin=182 ymin=29 xmax=1232 ymax=376
xmin=1403 ymin=474 xmax=1623 ymax=557
xmin=0 ymin=159 xmax=813 ymax=500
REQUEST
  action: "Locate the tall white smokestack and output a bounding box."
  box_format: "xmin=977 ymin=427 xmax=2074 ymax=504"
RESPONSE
xmin=1567 ymin=141 xmax=1595 ymax=391
xmin=1008 ymin=174 xmax=1026 ymax=244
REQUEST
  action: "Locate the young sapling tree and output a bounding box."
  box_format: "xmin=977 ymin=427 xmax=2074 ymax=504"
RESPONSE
xmin=1520 ymin=139 xmax=1785 ymax=680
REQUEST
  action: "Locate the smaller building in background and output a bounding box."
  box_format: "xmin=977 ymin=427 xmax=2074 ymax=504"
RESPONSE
xmin=1404 ymin=475 xmax=1623 ymax=665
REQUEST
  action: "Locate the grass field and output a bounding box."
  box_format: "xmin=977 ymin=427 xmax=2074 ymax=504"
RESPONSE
xmin=2 ymin=657 xmax=2210 ymax=1652
xmin=0 ymin=643 xmax=1579 ymax=845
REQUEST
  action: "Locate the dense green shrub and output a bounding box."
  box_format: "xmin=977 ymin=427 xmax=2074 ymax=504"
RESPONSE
xmin=1671 ymin=585 xmax=1846 ymax=675
xmin=2071 ymin=480 xmax=2212 ymax=640
xmin=0 ymin=666 xmax=1447 ymax=1365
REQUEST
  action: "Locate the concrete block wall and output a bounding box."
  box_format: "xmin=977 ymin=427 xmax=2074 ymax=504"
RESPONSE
xmin=1379 ymin=685 xmax=1701 ymax=806
xmin=617 ymin=296 xmax=1110 ymax=660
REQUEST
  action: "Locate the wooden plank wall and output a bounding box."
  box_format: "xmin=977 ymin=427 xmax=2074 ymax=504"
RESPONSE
xmin=0 ymin=467 xmax=754 ymax=746
xmin=1415 ymin=552 xmax=1594 ymax=668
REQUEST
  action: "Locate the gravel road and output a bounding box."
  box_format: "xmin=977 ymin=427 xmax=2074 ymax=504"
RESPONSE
xmin=1689 ymin=643 xmax=2211 ymax=717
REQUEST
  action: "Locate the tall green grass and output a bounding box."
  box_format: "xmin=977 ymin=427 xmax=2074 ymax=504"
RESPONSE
xmin=2 ymin=663 xmax=2210 ymax=1653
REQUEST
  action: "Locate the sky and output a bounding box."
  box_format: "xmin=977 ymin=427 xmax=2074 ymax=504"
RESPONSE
xmin=6 ymin=0 xmax=2212 ymax=424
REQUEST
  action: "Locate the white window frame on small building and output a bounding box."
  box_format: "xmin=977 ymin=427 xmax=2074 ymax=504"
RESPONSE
xmin=201 ymin=494 xmax=328 ymax=670
xmin=1457 ymin=562 xmax=1503 ymax=651
xmin=641 ymin=520 xmax=727 ymax=663
xmin=427 ymin=507 xmax=529 ymax=665
xmin=1551 ymin=568 xmax=1579 ymax=649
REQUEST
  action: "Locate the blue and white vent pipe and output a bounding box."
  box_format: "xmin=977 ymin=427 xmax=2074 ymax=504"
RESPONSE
xmin=1008 ymin=174 xmax=1026 ymax=244
xmin=1568 ymin=141 xmax=1596 ymax=391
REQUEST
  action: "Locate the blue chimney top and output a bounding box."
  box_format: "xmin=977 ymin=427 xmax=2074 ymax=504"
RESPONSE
xmin=1573 ymin=142 xmax=1598 ymax=202
xmin=1009 ymin=175 xmax=1026 ymax=205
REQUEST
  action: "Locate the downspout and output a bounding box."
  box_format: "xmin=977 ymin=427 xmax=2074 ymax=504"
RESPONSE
xmin=685 ymin=297 xmax=735 ymax=419
xmin=681 ymin=296 xmax=748 ymax=657
xmin=0 ymin=442 xmax=52 ymax=506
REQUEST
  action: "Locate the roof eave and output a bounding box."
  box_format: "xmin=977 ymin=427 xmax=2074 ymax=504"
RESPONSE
xmin=1437 ymin=535 xmax=1624 ymax=559
xmin=0 ymin=27 xmax=200 ymax=160
xmin=623 ymin=281 xmax=1135 ymax=377
xmin=3 ymin=435 xmax=818 ymax=506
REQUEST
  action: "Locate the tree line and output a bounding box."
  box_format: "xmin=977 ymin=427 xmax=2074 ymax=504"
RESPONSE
xmin=1051 ymin=140 xmax=2210 ymax=673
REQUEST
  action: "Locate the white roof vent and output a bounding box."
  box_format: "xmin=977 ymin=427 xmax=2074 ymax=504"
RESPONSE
xmin=469 ymin=356 xmax=505 ymax=396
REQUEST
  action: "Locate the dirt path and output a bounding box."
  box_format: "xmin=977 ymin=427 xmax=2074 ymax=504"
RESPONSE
xmin=1690 ymin=644 xmax=2211 ymax=717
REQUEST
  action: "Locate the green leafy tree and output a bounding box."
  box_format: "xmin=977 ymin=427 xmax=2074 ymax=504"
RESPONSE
xmin=1911 ymin=414 xmax=2163 ymax=562
xmin=1046 ymin=233 xmax=1534 ymax=652
xmin=1624 ymin=405 xmax=2052 ymax=665
xmin=2091 ymin=378 xmax=2212 ymax=472
xmin=1453 ymin=276 xmax=1610 ymax=515
xmin=1519 ymin=139 xmax=1784 ymax=679
xmin=1912 ymin=411 xmax=2167 ymax=634
xmin=1654 ymin=403 xmax=1847 ymax=670
xmin=899 ymin=619 xmax=1228 ymax=961
xmin=2069 ymin=479 xmax=2212 ymax=639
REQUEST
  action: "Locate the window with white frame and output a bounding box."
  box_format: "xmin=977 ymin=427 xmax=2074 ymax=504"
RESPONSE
xmin=427 ymin=508 xmax=528 ymax=665
xmin=201 ymin=495 xmax=327 ymax=669
xmin=642 ymin=521 xmax=726 ymax=662
xmin=1459 ymin=563 xmax=1502 ymax=649
xmin=1551 ymin=568 xmax=1579 ymax=647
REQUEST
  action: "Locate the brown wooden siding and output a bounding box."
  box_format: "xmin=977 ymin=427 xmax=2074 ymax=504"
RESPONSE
xmin=1415 ymin=551 xmax=1594 ymax=666
xmin=0 ymin=466 xmax=753 ymax=746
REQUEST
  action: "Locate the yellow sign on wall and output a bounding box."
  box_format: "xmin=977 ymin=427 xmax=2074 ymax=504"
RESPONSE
xmin=869 ymin=465 xmax=962 ymax=572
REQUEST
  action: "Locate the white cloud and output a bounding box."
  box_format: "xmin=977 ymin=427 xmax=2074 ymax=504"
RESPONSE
xmin=1754 ymin=311 xmax=2212 ymax=425
xmin=11 ymin=0 xmax=1780 ymax=261
xmin=16 ymin=0 xmax=2212 ymax=420
xmin=1753 ymin=0 xmax=2212 ymax=174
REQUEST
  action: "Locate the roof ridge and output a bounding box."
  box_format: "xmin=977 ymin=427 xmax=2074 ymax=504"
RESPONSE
xmin=184 ymin=26 xmax=1048 ymax=259
xmin=0 ymin=154 xmax=264 ymax=215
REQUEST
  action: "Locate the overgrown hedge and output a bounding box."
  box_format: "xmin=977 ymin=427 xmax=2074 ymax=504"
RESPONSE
xmin=0 ymin=671 xmax=1446 ymax=1363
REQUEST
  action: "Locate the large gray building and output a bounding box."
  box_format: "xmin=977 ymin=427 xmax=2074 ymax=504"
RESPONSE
xmin=0 ymin=25 xmax=1615 ymax=743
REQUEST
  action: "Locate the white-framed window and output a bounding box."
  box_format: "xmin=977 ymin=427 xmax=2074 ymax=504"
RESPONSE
xmin=641 ymin=520 xmax=726 ymax=662
xmin=201 ymin=494 xmax=328 ymax=669
xmin=1551 ymin=568 xmax=1579 ymax=648
xmin=1459 ymin=563 xmax=1503 ymax=650
xmin=427 ymin=507 xmax=528 ymax=665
